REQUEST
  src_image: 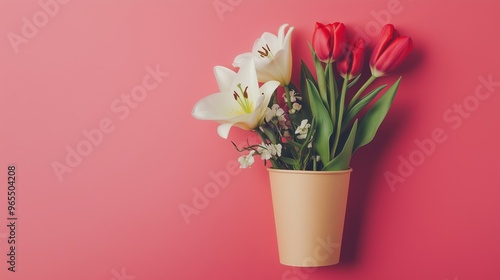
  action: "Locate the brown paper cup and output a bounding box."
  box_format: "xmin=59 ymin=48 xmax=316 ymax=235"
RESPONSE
xmin=268 ymin=168 xmax=352 ymax=267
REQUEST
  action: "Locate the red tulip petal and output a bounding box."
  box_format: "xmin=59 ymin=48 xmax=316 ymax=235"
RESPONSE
xmin=312 ymin=22 xmax=332 ymax=62
xmin=350 ymin=38 xmax=366 ymax=77
xmin=369 ymin=24 xmax=396 ymax=67
xmin=331 ymin=22 xmax=347 ymax=61
xmin=373 ymin=36 xmax=413 ymax=76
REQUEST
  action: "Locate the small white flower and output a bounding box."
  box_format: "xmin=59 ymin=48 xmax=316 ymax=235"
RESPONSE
xmin=295 ymin=119 xmax=311 ymax=140
xmin=258 ymin=143 xmax=283 ymax=160
xmin=289 ymin=102 xmax=302 ymax=114
xmin=265 ymin=104 xmax=286 ymax=122
xmin=307 ymin=142 xmax=313 ymax=149
xmin=238 ymin=150 xmax=255 ymax=168
xmin=283 ymin=89 xmax=302 ymax=103
xmin=276 ymin=144 xmax=283 ymax=157
xmin=258 ymin=143 xmax=272 ymax=160
xmin=279 ymin=119 xmax=289 ymax=131
xmin=269 ymin=143 xmax=283 ymax=157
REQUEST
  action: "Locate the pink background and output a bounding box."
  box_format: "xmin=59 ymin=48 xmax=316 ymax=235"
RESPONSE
xmin=1 ymin=0 xmax=499 ymax=279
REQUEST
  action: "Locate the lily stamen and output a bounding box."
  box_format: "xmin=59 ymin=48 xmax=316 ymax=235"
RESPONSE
xmin=258 ymin=44 xmax=273 ymax=58
xmin=243 ymin=86 xmax=249 ymax=99
xmin=234 ymin=84 xmax=252 ymax=113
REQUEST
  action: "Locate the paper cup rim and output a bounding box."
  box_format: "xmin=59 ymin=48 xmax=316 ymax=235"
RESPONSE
xmin=267 ymin=168 xmax=353 ymax=175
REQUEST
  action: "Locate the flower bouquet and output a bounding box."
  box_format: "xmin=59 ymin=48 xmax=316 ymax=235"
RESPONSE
xmin=192 ymin=22 xmax=412 ymax=266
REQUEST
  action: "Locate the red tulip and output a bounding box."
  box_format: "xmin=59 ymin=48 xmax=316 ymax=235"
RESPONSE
xmin=337 ymin=38 xmax=365 ymax=80
xmin=312 ymin=22 xmax=346 ymax=62
xmin=370 ymin=24 xmax=413 ymax=77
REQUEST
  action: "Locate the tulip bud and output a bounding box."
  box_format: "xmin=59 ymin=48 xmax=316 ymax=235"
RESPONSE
xmin=370 ymin=24 xmax=413 ymax=77
xmin=337 ymin=38 xmax=365 ymax=80
xmin=312 ymin=22 xmax=347 ymax=63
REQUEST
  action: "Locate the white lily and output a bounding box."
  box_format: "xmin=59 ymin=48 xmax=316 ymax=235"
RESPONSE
xmin=233 ymin=24 xmax=294 ymax=86
xmin=192 ymin=60 xmax=280 ymax=139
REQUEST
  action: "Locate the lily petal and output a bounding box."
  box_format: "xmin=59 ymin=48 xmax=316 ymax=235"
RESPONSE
xmin=253 ymin=66 xmax=281 ymax=83
xmin=277 ymin=23 xmax=289 ymax=48
xmin=233 ymin=52 xmax=253 ymax=68
xmin=258 ymin=33 xmax=279 ymax=55
xmin=193 ymin=60 xmax=277 ymax=139
xmin=282 ymin=25 xmax=294 ymax=51
xmin=216 ymin=95 xmax=268 ymax=139
xmin=260 ymin=80 xmax=281 ymax=100
xmin=230 ymin=59 xmax=260 ymax=103
xmin=273 ymin=49 xmax=293 ymax=85
xmin=232 ymin=24 xmax=294 ymax=86
xmin=257 ymin=80 xmax=280 ymax=115
xmin=217 ymin=123 xmax=235 ymax=139
xmin=214 ymin=66 xmax=237 ymax=93
xmin=192 ymin=92 xmax=243 ymax=120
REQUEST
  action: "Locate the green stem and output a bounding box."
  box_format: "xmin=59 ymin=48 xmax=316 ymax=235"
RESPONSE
xmin=347 ymin=75 xmax=377 ymax=111
xmin=327 ymin=62 xmax=337 ymax=127
xmin=331 ymin=77 xmax=349 ymax=158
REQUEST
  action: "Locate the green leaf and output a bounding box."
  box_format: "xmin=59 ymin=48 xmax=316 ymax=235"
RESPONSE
xmin=260 ymin=126 xmax=277 ymax=144
xmin=323 ymin=120 xmax=358 ymax=171
xmin=342 ymin=84 xmax=386 ymax=129
xmin=269 ymin=158 xmax=283 ymax=169
xmin=300 ymin=61 xmax=317 ymax=92
xmin=300 ymin=61 xmax=316 ymax=115
xmin=308 ymin=44 xmax=328 ymax=105
xmin=347 ymin=74 xmax=361 ymax=89
xmin=286 ymin=139 xmax=302 ymax=149
xmin=279 ymin=156 xmax=297 ymax=166
xmin=305 ymin=79 xmax=333 ymax=166
xmin=354 ymin=77 xmax=401 ymax=152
